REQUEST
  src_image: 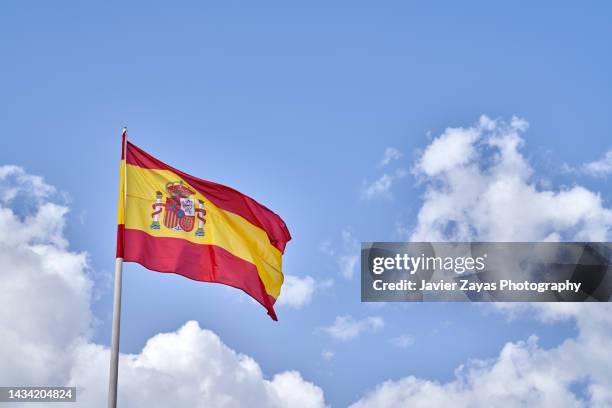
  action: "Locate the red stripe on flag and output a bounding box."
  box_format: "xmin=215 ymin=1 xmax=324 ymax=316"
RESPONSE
xmin=125 ymin=142 xmax=291 ymax=253
xmin=123 ymin=228 xmax=278 ymax=320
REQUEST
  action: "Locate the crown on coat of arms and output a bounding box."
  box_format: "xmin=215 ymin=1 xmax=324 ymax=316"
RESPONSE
xmin=165 ymin=181 xmax=194 ymax=197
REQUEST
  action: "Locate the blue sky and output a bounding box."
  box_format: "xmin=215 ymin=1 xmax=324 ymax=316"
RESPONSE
xmin=1 ymin=2 xmax=612 ymax=407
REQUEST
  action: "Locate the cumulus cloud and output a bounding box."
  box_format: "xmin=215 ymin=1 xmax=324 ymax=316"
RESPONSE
xmin=323 ymin=315 xmax=384 ymax=341
xmin=338 ymin=229 xmax=359 ymax=279
xmin=71 ymin=321 xmax=326 ymax=408
xmin=276 ymin=275 xmax=316 ymax=308
xmin=362 ymin=168 xmax=408 ymax=200
xmin=351 ymin=116 xmax=612 ymax=408
xmin=379 ymin=147 xmax=403 ymax=167
xmin=582 ymin=149 xmax=612 ymax=177
xmin=319 ymin=240 xmax=335 ymax=256
xmin=362 ymin=147 xmax=408 ymax=200
xmin=415 ymin=123 xmax=481 ymax=176
xmin=351 ymin=304 xmax=612 ymax=408
xmin=276 ymin=275 xmax=333 ymax=309
xmin=410 ymin=115 xmax=612 ymax=242
xmin=321 ymin=229 xmax=360 ymax=280
xmin=338 ymin=253 xmax=359 ymax=280
xmin=0 ymin=167 xmax=90 ymax=387
xmin=0 ymin=164 xmax=56 ymax=204
xmin=0 ymin=165 xmax=327 ymax=408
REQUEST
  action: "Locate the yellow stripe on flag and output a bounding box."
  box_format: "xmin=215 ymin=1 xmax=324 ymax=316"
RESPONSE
xmin=117 ymin=159 xmax=125 ymax=225
xmin=124 ymin=164 xmax=284 ymax=298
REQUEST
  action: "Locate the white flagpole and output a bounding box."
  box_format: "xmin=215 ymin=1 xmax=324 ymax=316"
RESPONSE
xmin=108 ymin=128 xmax=128 ymax=408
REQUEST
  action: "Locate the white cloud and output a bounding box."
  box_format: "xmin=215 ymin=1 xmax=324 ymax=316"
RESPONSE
xmin=321 ymin=229 xmax=360 ymax=280
xmin=338 ymin=229 xmax=359 ymax=279
xmin=323 ymin=315 xmax=384 ymax=341
xmin=276 ymin=275 xmax=333 ymax=309
xmin=321 ymin=350 xmax=335 ymax=361
xmin=379 ymin=147 xmax=403 ymax=167
xmin=410 ymin=115 xmax=612 ymax=242
xmin=351 ymin=304 xmax=612 ymax=408
xmin=415 ymin=121 xmax=480 ymax=176
xmin=319 ymin=240 xmax=335 ymax=256
xmin=0 ymin=165 xmax=327 ymax=408
xmin=0 ymin=169 xmax=90 ymax=387
xmin=72 ymin=321 xmax=326 ymax=408
xmin=389 ymin=334 xmax=415 ymax=348
xmin=582 ymin=149 xmax=612 ymax=177
xmin=351 ymin=116 xmax=612 ymax=408
xmin=362 ymin=168 xmax=408 ymax=200
xmin=276 ymin=275 xmax=316 ymax=308
xmin=338 ymin=254 xmax=359 ymax=280
xmin=0 ymin=164 xmax=55 ymax=204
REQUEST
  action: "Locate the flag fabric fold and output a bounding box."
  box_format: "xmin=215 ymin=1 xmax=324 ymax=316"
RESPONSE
xmin=116 ymin=134 xmax=291 ymax=320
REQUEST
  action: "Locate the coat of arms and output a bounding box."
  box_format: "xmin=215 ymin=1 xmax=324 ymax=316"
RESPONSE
xmin=150 ymin=181 xmax=206 ymax=236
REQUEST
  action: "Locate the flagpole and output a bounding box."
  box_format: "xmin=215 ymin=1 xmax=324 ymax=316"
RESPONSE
xmin=108 ymin=128 xmax=127 ymax=408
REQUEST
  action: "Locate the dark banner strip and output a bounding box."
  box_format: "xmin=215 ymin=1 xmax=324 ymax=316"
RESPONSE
xmin=361 ymin=242 xmax=612 ymax=302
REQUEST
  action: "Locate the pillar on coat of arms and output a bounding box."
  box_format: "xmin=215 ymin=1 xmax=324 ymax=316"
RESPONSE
xmin=195 ymin=199 xmax=206 ymax=236
xmin=150 ymin=191 xmax=163 ymax=229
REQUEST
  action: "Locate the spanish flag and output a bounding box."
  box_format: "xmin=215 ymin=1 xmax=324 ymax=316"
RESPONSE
xmin=116 ymin=130 xmax=291 ymax=320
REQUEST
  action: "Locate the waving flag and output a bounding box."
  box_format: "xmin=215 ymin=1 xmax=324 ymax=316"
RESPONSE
xmin=116 ymin=132 xmax=291 ymax=320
